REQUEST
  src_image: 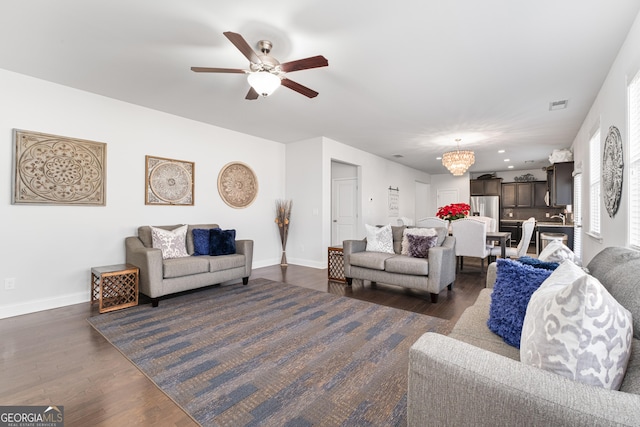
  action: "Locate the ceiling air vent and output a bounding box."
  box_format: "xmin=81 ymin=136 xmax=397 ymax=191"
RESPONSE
xmin=549 ymin=100 xmax=568 ymax=111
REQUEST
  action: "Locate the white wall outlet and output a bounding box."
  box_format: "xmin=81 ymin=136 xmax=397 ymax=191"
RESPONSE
xmin=4 ymin=278 xmax=16 ymax=290
xmin=545 ymin=212 xmax=550 ymax=218
xmin=508 ymin=212 xmax=513 ymax=217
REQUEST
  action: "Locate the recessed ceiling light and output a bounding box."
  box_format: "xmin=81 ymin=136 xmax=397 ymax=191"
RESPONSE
xmin=498 ymin=149 xmax=505 ymax=153
xmin=508 ymin=165 xmax=514 ymax=169
xmin=436 ymin=156 xmax=442 ymax=160
xmin=504 ymin=159 xmax=510 ymax=162
xmin=549 ymin=99 xmax=568 ymax=111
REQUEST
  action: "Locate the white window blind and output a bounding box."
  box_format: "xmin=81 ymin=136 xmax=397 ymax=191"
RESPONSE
xmin=573 ymin=173 xmax=582 ymax=260
xmin=589 ymin=128 xmax=601 ymax=235
xmin=629 ymin=70 xmax=640 ymax=248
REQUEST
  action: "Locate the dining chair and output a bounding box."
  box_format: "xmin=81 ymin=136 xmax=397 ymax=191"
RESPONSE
xmin=415 ymin=217 xmax=447 ymax=228
xmin=474 ymin=216 xmax=497 ymax=232
xmin=490 ymin=217 xmax=536 ymax=260
xmin=451 ymin=218 xmax=491 ymax=273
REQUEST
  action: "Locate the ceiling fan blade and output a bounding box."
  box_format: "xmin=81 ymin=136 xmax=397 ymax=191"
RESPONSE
xmin=223 ymin=31 xmax=261 ymax=64
xmin=245 ymin=87 xmax=259 ymax=100
xmin=280 ymin=55 xmax=328 ymax=73
xmin=191 ymin=67 xmax=247 ymax=73
xmin=281 ymin=78 xmax=319 ymax=98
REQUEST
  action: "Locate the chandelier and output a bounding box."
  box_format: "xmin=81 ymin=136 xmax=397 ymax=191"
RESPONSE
xmin=442 ymin=139 xmax=475 ymax=176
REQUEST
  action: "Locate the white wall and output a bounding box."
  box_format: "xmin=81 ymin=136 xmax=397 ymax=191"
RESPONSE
xmin=285 ymin=137 xmax=431 ymax=267
xmin=571 ymin=10 xmax=640 ymax=264
xmin=0 ymin=69 xmax=285 ymax=318
xmin=428 ymin=173 xmax=471 ymax=215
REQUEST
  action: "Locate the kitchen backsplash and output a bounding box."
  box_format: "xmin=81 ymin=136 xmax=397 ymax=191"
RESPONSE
xmin=501 ymin=207 xmax=573 ymax=224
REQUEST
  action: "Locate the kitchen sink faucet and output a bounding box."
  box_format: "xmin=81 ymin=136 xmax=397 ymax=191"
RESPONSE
xmin=550 ymin=213 xmax=566 ymax=225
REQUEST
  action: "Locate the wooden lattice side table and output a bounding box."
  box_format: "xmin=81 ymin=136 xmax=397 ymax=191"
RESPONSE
xmin=328 ymin=246 xmax=346 ymax=283
xmin=91 ymin=263 xmax=139 ymax=313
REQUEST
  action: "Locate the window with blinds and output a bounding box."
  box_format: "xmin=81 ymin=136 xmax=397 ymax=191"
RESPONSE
xmin=589 ymin=128 xmax=601 ymax=235
xmin=573 ymin=173 xmax=582 ymax=260
xmin=629 ymin=70 xmax=640 ymax=248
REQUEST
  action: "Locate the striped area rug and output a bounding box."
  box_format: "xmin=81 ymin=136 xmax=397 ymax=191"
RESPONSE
xmin=88 ymin=278 xmax=450 ymax=426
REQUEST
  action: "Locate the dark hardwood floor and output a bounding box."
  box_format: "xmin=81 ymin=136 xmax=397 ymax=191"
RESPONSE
xmin=0 ymin=262 xmax=487 ymax=426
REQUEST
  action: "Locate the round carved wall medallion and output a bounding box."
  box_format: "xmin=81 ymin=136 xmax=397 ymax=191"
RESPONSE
xmin=150 ymin=162 xmax=192 ymax=203
xmin=602 ymin=125 xmax=623 ymax=218
xmin=217 ymin=162 xmax=258 ymax=208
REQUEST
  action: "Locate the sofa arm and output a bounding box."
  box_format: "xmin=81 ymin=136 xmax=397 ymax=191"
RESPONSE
xmin=125 ymin=236 xmax=163 ymax=298
xmin=342 ymin=239 xmax=366 ymax=277
xmin=425 ymin=236 xmax=456 ymax=292
xmin=235 ymin=239 xmax=254 ymax=278
xmin=408 ymin=332 xmax=640 ymax=427
xmin=486 ymin=261 xmax=498 ymax=288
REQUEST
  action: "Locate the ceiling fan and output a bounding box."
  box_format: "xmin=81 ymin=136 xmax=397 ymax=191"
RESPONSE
xmin=191 ymin=31 xmax=329 ymax=100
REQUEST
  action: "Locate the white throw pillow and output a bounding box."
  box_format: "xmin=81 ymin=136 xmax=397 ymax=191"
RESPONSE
xmin=521 ymin=261 xmax=633 ymax=390
xmin=151 ymin=225 xmax=190 ymax=259
xmin=401 ymin=227 xmax=437 ymax=255
xmin=365 ymin=224 xmax=394 ymax=254
xmin=538 ymin=240 xmax=580 ymax=265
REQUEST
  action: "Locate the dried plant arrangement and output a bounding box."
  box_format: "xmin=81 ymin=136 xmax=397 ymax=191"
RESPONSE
xmin=275 ymin=199 xmax=293 ymax=266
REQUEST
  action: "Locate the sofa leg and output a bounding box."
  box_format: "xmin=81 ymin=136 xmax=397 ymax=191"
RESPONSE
xmin=242 ymin=277 xmax=249 ymax=285
xmin=430 ymin=293 xmax=439 ymax=303
xmin=345 ymin=277 xmax=353 ymax=286
xmin=151 ymin=298 xmax=159 ymax=308
xmin=447 ymin=282 xmax=453 ymax=291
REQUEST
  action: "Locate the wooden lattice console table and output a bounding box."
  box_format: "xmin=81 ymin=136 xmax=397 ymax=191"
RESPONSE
xmin=91 ymin=263 xmax=139 ymax=313
xmin=328 ymin=245 xmax=346 ymax=283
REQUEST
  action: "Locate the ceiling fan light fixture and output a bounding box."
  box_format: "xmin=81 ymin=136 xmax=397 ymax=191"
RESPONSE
xmin=442 ymin=139 xmax=475 ymax=176
xmin=247 ymin=71 xmax=281 ymax=97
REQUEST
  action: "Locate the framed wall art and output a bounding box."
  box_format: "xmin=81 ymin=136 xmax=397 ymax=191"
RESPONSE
xmin=12 ymin=129 xmax=107 ymax=206
xmin=602 ymin=125 xmax=623 ymax=218
xmin=145 ymin=155 xmax=194 ymax=206
xmin=217 ymin=162 xmax=258 ymax=208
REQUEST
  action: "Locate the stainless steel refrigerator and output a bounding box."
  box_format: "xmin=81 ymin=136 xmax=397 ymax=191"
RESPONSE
xmin=470 ymin=196 xmax=500 ymax=226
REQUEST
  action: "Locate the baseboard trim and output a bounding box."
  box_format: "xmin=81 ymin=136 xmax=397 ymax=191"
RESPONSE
xmin=0 ymin=292 xmax=89 ymax=319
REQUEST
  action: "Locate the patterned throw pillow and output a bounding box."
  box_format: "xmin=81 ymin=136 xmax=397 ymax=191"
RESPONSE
xmin=365 ymin=224 xmax=394 ymax=254
xmin=151 ymin=225 xmax=189 ymax=260
xmin=401 ymin=227 xmax=437 ymax=255
xmin=538 ymin=240 xmax=579 ymax=265
xmin=407 ymin=234 xmax=438 ymax=258
xmin=487 ymin=259 xmax=553 ymax=348
xmin=521 ymin=261 xmax=633 ymax=390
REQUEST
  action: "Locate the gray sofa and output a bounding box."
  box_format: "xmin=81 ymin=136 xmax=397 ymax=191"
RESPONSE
xmin=408 ymin=247 xmax=640 ymax=426
xmin=343 ymin=226 xmax=456 ymax=303
xmin=125 ymin=223 xmax=253 ymax=307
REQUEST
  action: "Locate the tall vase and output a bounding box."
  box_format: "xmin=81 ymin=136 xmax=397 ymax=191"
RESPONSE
xmin=280 ymin=250 xmax=287 ymax=266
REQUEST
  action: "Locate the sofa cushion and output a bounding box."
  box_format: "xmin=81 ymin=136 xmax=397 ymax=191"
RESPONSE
xmin=138 ymin=224 xmax=182 ymax=248
xmin=163 ymin=256 xmax=210 ymax=278
xmin=349 ymin=251 xmax=394 ymax=270
xmin=210 ymin=228 xmax=236 ymax=256
xmin=407 ymin=234 xmax=438 ymax=258
xmin=365 ymin=224 xmax=394 ymax=254
xmin=385 ymin=255 xmax=429 ymax=275
xmin=186 ymin=224 xmax=220 ymax=254
xmin=401 ymin=227 xmax=437 ymax=255
xmin=192 ymin=228 xmax=211 ymax=256
xmin=521 ymin=261 xmax=633 ymax=390
xmin=151 ymin=225 xmax=189 ymax=260
xmin=208 ymin=253 xmax=246 ymax=272
xmin=487 ymin=259 xmax=553 ymax=348
xmin=391 ymin=225 xmax=406 ymax=254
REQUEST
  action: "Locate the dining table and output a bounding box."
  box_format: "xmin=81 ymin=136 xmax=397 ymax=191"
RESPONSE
xmin=486 ymin=231 xmax=511 ymax=258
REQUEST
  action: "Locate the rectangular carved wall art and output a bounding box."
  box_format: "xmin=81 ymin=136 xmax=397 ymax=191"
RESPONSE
xmin=12 ymin=129 xmax=107 ymax=205
xmin=145 ymin=155 xmax=194 ymax=206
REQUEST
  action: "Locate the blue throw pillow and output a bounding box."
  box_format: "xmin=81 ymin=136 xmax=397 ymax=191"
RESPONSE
xmin=517 ymin=256 xmax=559 ymax=271
xmin=209 ymin=228 xmax=236 ymax=256
xmin=192 ymin=229 xmax=211 ymax=256
xmin=487 ymin=259 xmax=553 ymax=348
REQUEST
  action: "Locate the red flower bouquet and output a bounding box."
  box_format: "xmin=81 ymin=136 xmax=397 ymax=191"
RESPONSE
xmin=436 ymin=203 xmax=471 ymax=221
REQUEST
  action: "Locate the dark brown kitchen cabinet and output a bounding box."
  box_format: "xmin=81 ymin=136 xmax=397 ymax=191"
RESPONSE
xmin=546 ymin=162 xmax=574 ymax=207
xmin=533 ymin=181 xmax=548 ymax=207
xmin=470 ymin=178 xmax=502 ymax=196
xmin=502 ymin=182 xmax=532 ymax=207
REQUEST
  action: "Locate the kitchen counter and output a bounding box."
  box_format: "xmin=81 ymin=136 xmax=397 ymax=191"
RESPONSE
xmin=536 ymin=222 xmax=574 ymax=227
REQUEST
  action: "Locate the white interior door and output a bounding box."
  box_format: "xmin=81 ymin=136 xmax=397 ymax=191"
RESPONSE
xmin=332 ymin=178 xmax=358 ymax=245
xmin=437 ymin=189 xmax=459 ymax=209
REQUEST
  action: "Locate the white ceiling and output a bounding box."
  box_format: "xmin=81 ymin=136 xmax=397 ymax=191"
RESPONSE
xmin=1 ymin=1 xmax=638 ymax=174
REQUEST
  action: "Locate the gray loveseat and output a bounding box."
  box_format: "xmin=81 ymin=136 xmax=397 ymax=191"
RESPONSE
xmin=342 ymin=226 xmax=456 ymax=303
xmin=125 ymin=223 xmax=253 ymax=307
xmin=408 ymin=247 xmax=640 ymax=426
